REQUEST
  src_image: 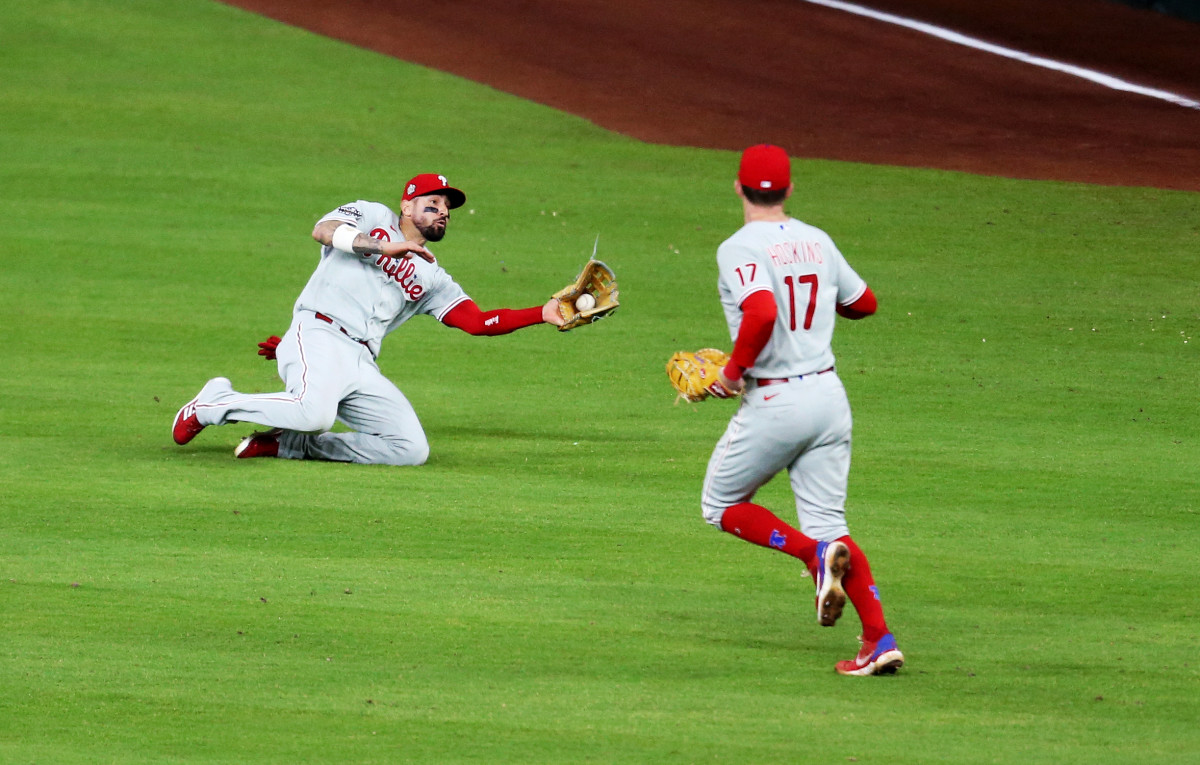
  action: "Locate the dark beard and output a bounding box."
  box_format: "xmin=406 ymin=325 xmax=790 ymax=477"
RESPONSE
xmin=419 ymin=222 xmax=447 ymax=242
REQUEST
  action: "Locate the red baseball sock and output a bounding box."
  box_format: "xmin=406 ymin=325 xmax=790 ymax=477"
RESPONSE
xmin=838 ymin=536 xmax=890 ymax=643
xmin=720 ymin=503 xmax=818 ymax=564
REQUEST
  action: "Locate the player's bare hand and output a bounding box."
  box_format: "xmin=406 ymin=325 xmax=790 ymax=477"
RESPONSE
xmin=381 ymin=240 xmax=435 ymax=263
xmin=543 ymin=298 xmax=566 ymax=327
xmin=257 ymin=334 xmax=282 ymax=361
xmin=711 ymin=367 xmax=744 ymax=398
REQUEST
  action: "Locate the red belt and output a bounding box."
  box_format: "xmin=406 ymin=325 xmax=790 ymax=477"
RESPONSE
xmin=314 ymin=312 xmax=371 ymax=350
xmin=755 ymin=367 xmax=835 ymax=386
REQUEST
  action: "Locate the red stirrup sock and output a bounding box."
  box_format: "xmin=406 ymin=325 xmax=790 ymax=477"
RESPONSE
xmin=838 ymin=536 xmax=890 ymax=643
xmin=720 ymin=502 xmax=818 ymax=563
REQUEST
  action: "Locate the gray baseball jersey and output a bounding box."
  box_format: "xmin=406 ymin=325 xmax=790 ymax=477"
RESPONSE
xmin=701 ymin=217 xmax=868 ymax=540
xmin=716 ymin=220 xmax=866 ymax=378
xmin=297 ymin=200 xmax=470 ymax=357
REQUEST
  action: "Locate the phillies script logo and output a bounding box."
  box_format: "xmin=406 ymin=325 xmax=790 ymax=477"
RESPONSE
xmin=367 ymin=254 xmax=424 ymax=299
xmin=363 ymin=228 xmax=424 ymax=299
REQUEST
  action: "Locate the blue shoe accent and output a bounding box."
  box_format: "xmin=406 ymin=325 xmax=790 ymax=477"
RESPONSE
xmin=871 ymin=633 xmax=898 ymax=659
xmin=836 ymin=632 xmax=905 ymax=676
xmin=815 ymin=541 xmax=830 ymax=589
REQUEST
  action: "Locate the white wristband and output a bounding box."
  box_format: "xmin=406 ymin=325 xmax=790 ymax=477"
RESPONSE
xmin=331 ymin=223 xmax=361 ymax=253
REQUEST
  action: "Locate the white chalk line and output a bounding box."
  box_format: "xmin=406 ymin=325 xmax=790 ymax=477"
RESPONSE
xmin=801 ymin=0 xmax=1200 ymax=110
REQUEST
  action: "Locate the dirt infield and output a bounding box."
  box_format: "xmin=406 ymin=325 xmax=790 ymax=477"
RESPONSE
xmin=224 ymin=0 xmax=1200 ymax=191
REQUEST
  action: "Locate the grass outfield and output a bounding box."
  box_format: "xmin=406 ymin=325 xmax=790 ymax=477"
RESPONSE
xmin=2 ymin=1 xmax=1198 ymax=763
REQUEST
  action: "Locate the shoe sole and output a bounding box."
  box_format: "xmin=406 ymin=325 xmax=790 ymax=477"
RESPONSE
xmin=836 ymin=649 xmax=905 ymax=677
xmin=235 ymin=429 xmax=282 ymax=458
xmin=233 ymin=436 xmax=254 ymax=458
xmin=873 ymin=651 xmax=905 ymax=675
xmin=817 ymin=541 xmax=850 ymax=626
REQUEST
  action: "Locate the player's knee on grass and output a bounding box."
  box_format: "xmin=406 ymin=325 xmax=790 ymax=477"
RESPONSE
xmin=378 ymin=433 xmax=430 ymax=466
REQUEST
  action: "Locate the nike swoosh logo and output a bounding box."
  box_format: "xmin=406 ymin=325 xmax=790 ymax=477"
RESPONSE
xmin=764 ymin=394 xmax=780 ymax=401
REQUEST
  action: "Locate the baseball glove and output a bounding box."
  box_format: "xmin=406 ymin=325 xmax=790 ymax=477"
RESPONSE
xmin=553 ymin=259 xmax=619 ymax=331
xmin=666 ymin=348 xmax=736 ymax=403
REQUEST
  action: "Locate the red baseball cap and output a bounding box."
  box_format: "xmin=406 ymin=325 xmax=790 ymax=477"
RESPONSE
xmin=403 ymin=173 xmax=466 ymax=209
xmin=738 ymin=144 xmax=791 ymax=191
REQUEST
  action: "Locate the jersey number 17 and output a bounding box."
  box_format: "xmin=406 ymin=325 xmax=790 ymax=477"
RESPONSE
xmin=784 ymin=274 xmax=818 ymax=331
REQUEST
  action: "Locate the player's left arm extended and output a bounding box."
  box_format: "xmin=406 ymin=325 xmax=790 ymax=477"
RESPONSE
xmin=441 ymin=298 xmax=565 ymax=336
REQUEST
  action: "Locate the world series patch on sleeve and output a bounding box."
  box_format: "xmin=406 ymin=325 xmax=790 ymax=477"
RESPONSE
xmin=666 ymin=348 xmax=732 ymax=403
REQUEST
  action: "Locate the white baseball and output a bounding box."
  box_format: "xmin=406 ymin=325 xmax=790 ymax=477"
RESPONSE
xmin=575 ymin=293 xmax=596 ymax=311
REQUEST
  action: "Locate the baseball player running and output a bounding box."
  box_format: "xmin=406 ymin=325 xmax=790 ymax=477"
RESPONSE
xmin=700 ymin=145 xmax=902 ymax=676
xmin=172 ymin=173 xmax=565 ymax=465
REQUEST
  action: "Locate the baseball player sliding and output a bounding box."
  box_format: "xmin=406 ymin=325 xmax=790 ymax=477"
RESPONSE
xmin=172 ymin=173 xmax=565 ymax=465
xmin=700 ymin=145 xmax=902 ymax=676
